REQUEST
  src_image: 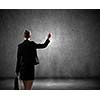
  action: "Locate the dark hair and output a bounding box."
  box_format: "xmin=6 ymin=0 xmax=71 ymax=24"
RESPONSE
xmin=24 ymin=30 xmax=31 ymax=38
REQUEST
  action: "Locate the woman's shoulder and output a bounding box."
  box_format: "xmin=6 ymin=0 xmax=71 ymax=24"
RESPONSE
xmin=17 ymin=41 xmax=25 ymax=47
xmin=30 ymin=41 xmax=37 ymax=44
xmin=17 ymin=40 xmax=37 ymax=48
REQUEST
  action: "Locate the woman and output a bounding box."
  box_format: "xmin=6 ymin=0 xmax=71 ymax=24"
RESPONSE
xmin=16 ymin=30 xmax=51 ymax=90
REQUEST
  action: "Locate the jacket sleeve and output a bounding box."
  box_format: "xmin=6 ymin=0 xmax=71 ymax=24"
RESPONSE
xmin=34 ymin=39 xmax=50 ymax=49
xmin=16 ymin=45 xmax=22 ymax=74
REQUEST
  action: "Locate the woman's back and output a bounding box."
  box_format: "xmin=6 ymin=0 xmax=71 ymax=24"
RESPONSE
xmin=19 ymin=40 xmax=37 ymax=64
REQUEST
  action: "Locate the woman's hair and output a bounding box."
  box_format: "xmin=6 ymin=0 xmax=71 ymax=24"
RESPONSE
xmin=24 ymin=30 xmax=31 ymax=38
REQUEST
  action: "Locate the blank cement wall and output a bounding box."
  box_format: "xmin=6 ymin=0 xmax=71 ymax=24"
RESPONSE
xmin=0 ymin=9 xmax=100 ymax=78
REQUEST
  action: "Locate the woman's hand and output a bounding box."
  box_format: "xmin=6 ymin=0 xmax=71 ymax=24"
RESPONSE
xmin=16 ymin=71 xmax=19 ymax=76
xmin=48 ymin=33 xmax=52 ymax=39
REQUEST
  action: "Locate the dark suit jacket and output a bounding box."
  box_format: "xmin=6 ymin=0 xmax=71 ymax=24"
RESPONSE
xmin=16 ymin=39 xmax=50 ymax=74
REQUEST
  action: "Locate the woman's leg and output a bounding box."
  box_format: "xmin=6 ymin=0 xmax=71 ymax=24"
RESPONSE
xmin=23 ymin=80 xmax=33 ymax=90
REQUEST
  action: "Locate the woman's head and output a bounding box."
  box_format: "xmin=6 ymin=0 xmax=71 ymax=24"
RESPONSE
xmin=24 ymin=30 xmax=31 ymax=39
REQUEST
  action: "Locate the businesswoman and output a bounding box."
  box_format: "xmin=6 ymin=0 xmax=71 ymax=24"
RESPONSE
xmin=16 ymin=30 xmax=51 ymax=90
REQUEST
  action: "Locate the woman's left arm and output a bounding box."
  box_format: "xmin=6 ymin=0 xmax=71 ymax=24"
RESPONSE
xmin=16 ymin=45 xmax=22 ymax=76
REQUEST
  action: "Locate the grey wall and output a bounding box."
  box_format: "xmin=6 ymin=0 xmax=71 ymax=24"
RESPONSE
xmin=0 ymin=9 xmax=100 ymax=78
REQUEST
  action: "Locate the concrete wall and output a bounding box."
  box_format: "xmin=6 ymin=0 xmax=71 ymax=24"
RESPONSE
xmin=0 ymin=9 xmax=100 ymax=78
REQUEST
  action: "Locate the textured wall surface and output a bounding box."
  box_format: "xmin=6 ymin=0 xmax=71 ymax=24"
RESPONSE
xmin=0 ymin=9 xmax=100 ymax=78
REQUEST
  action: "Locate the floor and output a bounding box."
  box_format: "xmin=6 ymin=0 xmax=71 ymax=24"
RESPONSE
xmin=0 ymin=78 xmax=100 ymax=90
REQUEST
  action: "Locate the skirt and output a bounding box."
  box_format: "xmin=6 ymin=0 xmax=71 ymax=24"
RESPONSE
xmin=19 ymin=63 xmax=35 ymax=80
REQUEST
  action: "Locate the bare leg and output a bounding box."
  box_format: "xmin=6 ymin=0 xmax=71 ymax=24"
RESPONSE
xmin=23 ymin=80 xmax=33 ymax=90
